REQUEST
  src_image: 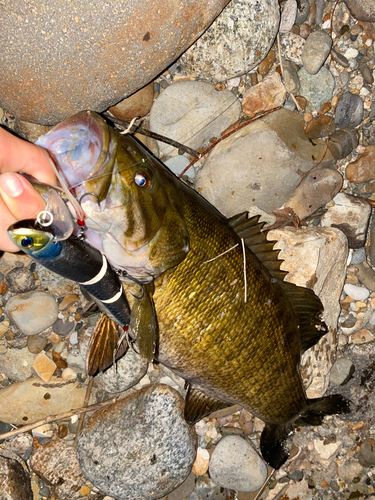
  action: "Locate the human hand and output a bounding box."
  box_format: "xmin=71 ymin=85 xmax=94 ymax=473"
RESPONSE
xmin=0 ymin=127 xmax=57 ymax=252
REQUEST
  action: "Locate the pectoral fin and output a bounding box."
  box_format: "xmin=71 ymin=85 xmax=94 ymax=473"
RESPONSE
xmin=184 ymin=385 xmax=230 ymax=425
xmin=130 ymin=282 xmax=157 ymax=362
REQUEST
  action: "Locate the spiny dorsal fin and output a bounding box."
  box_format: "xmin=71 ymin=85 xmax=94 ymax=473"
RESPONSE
xmin=184 ymin=386 xmax=230 ymax=425
xmin=228 ymin=212 xmax=328 ymax=353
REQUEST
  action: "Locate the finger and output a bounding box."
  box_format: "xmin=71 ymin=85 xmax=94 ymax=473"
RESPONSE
xmin=0 ymin=127 xmax=56 ymax=185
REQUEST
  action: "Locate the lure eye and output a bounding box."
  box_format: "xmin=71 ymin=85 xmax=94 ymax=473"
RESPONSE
xmin=21 ymin=236 xmax=34 ymax=248
xmin=134 ymin=171 xmax=152 ymax=189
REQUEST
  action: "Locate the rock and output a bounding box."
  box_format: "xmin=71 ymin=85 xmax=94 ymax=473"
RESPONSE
xmin=355 ymin=262 xmax=375 ymax=291
xmin=283 ymin=168 xmax=343 ymax=220
xmin=195 ymin=108 xmax=334 ymax=216
xmin=280 ymin=0 xmax=297 ymax=34
xmin=0 ymin=347 xmax=36 ymax=382
xmin=359 ymin=439 xmax=375 ymax=467
xmin=314 ymin=439 xmax=342 ymax=461
xmin=295 ymin=0 xmax=310 ymax=24
xmin=51 ymin=317 xmax=74 ymax=337
xmin=343 ymin=283 xmax=370 ymax=301
xmin=331 ymin=49 xmax=350 ymax=68
xmin=320 ymin=193 xmax=371 ymax=248
xmin=329 ymin=358 xmax=355 ymax=386
xmin=6 ymin=291 xmax=58 ymax=335
xmin=346 ymin=144 xmax=375 ymax=183
xmin=359 ymin=63 xmax=374 ymax=85
xmin=242 ymin=72 xmax=286 ymax=118
xmin=0 ymin=376 xmax=85 ymax=425
xmin=258 ymin=50 xmax=276 ymax=77
xmin=302 ymin=31 xmax=333 ymax=75
xmin=32 ymin=352 xmax=57 ymax=383
xmin=11 ymin=119 xmax=50 ymax=143
xmin=298 ymin=66 xmax=335 ymax=110
xmin=187 ymin=475 xmax=227 ymax=500
xmin=149 ymin=81 xmax=241 ymax=157
xmin=280 ymin=33 xmax=305 ymax=65
xmin=31 ymin=439 xmax=86 ymax=500
xmin=191 ymin=447 xmax=210 ymax=475
xmin=334 ymin=91 xmax=364 ymax=129
xmin=343 ymin=0 xmax=375 ymax=22
xmin=267 ymin=227 xmax=348 ymax=397
xmin=0 ymin=456 xmax=33 ymax=500
xmin=350 ymin=328 xmax=375 ymax=345
xmin=304 ymin=115 xmax=335 ymax=139
xmin=0 ymin=0 xmax=231 ymax=124
xmin=209 ymin=435 xmax=267 ymax=492
xmin=27 ymin=334 xmax=48 ymax=354
xmin=164 ymin=155 xmax=194 ymax=178
xmin=351 ymin=248 xmax=366 ymax=265
xmin=342 ymin=307 xmax=373 ymax=336
xmin=167 ymin=472 xmax=196 ymax=500
xmin=58 ymin=293 xmax=81 ymax=311
xmin=77 ymin=385 xmax=196 ymax=500
xmin=4 ymin=267 xmax=35 ymax=293
xmin=109 ymin=82 xmax=154 ymax=122
xmin=282 ymin=64 xmax=300 ymax=94
xmin=177 ymin=0 xmax=280 ymax=82
xmin=94 ymin=347 xmax=148 ymax=393
xmin=328 ymin=128 xmax=358 ymax=159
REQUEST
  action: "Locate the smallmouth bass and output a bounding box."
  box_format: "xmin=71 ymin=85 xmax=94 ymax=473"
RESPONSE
xmin=9 ymin=111 xmax=350 ymax=469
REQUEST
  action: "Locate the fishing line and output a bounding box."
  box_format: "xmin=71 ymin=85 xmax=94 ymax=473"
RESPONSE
xmin=241 ymin=237 xmax=247 ymax=304
xmin=203 ymin=243 xmax=239 ymax=264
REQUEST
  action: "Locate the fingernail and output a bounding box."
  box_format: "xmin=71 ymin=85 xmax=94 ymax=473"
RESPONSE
xmin=0 ymin=173 xmax=24 ymax=197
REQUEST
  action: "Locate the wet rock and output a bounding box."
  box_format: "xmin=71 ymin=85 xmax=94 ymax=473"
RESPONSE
xmin=304 ymin=114 xmax=335 ymax=139
xmin=4 ymin=267 xmax=35 ymax=293
xmin=0 ymin=456 xmax=33 ymax=500
xmin=268 ymin=227 xmax=347 ymax=396
xmin=258 ymin=49 xmax=276 ymax=77
xmin=0 ymin=0 xmax=231 ymax=124
xmin=284 ymin=168 xmax=343 ymax=221
xmin=109 ymin=82 xmax=154 ymax=122
xmin=302 ymin=31 xmax=333 ymax=75
xmin=295 ymin=0 xmax=310 ymax=24
xmin=94 ymin=347 xmax=148 ymax=393
xmin=0 ymin=347 xmax=36 ymax=382
xmin=359 ymin=439 xmax=375 ymax=467
xmin=149 ymin=81 xmax=240 ymax=157
xmin=27 ymin=334 xmax=48 ymax=354
xmin=31 ymin=439 xmax=86 ymax=500
xmin=320 ymin=193 xmax=371 ymax=248
xmin=242 ymin=71 xmax=286 ymax=118
xmin=329 ymin=358 xmax=355 ymax=386
xmin=280 ymin=33 xmax=305 ymax=65
xmin=344 ymin=283 xmax=370 ymax=301
xmin=327 ymin=128 xmax=358 ymax=159
xmin=346 ymin=144 xmax=375 ymax=183
xmin=298 ymin=66 xmax=335 ymax=110
xmin=334 ymin=91 xmax=364 ymax=129
xmin=209 ymin=435 xmax=267 ymax=492
xmin=6 ymin=291 xmax=58 ymax=335
xmin=280 ymin=0 xmax=297 ymax=34
xmin=178 ymin=0 xmax=280 ymax=82
xmin=343 ymin=0 xmax=375 ymax=22
xmin=195 ymin=108 xmax=334 ymax=216
xmin=77 ymin=385 xmax=196 ymax=500
xmin=0 ymin=376 xmax=85 ymax=425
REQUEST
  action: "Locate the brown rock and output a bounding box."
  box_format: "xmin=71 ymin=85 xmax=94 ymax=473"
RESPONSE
xmin=0 ymin=456 xmax=33 ymax=500
xmin=258 ymin=50 xmax=276 ymax=76
xmin=109 ymin=82 xmax=154 ymax=121
xmin=192 ymin=447 xmax=210 ymax=475
xmin=58 ymin=293 xmax=81 ymax=311
xmin=305 ymin=115 xmax=335 ymax=140
xmin=242 ymin=72 xmax=286 ymax=118
xmin=343 ymin=0 xmax=375 ymax=22
xmin=350 ymin=328 xmax=375 ymax=345
xmin=346 ymin=144 xmax=375 ymax=183
xmin=27 ymin=334 xmax=48 ymax=354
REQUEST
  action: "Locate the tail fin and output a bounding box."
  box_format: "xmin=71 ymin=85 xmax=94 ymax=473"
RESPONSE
xmin=260 ymin=394 xmax=352 ymax=469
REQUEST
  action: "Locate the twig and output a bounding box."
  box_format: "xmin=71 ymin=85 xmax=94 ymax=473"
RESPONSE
xmin=241 ymin=238 xmax=247 ymax=304
xmin=74 ymin=376 xmax=94 ymax=447
xmin=119 ymin=116 xmax=140 ymax=135
xmin=203 ymin=244 xmax=239 ymax=264
xmin=253 ymin=468 xmax=276 ymax=500
xmin=277 ymin=33 xmax=302 ymax=112
xmin=0 ymin=396 xmax=118 ymax=441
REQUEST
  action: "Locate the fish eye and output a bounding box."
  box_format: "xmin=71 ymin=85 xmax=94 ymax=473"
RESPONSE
xmin=21 ymin=236 xmax=34 ymax=248
xmin=134 ymin=171 xmax=152 ymax=189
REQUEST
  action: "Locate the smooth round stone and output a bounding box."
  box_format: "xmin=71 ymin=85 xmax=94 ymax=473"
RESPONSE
xmin=344 ymin=284 xmax=370 ymax=301
xmin=343 ymin=0 xmax=375 ymax=22
xmin=283 ymin=64 xmax=300 ymax=93
xmin=280 ymin=33 xmax=305 ymax=65
xmin=295 ymin=0 xmax=310 ymax=24
xmin=6 ymin=291 xmax=58 ymax=335
xmin=331 ymin=49 xmax=350 ymax=68
xmin=351 ymin=247 xmax=366 ymax=265
xmin=334 ymin=91 xmax=364 ymax=129
xmin=346 ymin=144 xmax=375 ymax=183
xmin=302 ymin=31 xmax=333 ymax=75
xmin=165 ymin=155 xmax=194 ymax=178
xmin=4 ymin=267 xmax=35 ymax=293
xmin=329 ymin=358 xmax=355 ymax=386
xmin=209 ymin=435 xmax=267 ymax=492
xmin=305 ymin=115 xmax=335 ymax=139
xmin=328 ymin=128 xmax=358 ymax=159
xmin=279 ymin=0 xmax=297 ymax=34
xmin=27 ymin=334 xmax=48 ymax=354
xmin=77 ymin=385 xmax=196 ymax=500
xmin=258 ymin=49 xmax=276 ymax=76
xmin=359 ymin=439 xmax=375 ymax=467
xmin=0 ymin=0 xmax=229 ymax=124
xmin=109 ymin=82 xmax=154 ymax=122
xmin=298 ymin=66 xmax=335 ymax=110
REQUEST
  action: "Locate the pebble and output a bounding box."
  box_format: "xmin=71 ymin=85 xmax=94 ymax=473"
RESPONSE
xmin=344 ymin=283 xmax=370 ymax=301
xmin=298 ymin=66 xmax=335 ymax=110
xmin=280 ymin=0 xmax=297 ymax=34
xmin=359 ymin=63 xmax=374 ymax=85
xmin=331 ymin=49 xmax=350 ymax=68
xmin=77 ymin=385 xmax=196 ymax=500
xmin=346 ymin=144 xmax=375 ymax=183
xmin=282 ymin=64 xmax=300 ymax=94
xmin=358 ymin=439 xmax=375 ymax=467
xmin=328 ymin=127 xmax=358 ymax=159
xmin=302 ymin=31 xmax=333 ymax=75
xmin=209 ymin=435 xmax=267 ymax=492
xmin=334 ymin=91 xmax=364 ymax=129
xmin=304 ymin=115 xmax=335 ymax=139
xmin=191 ymin=447 xmax=210 ymax=475
xmin=27 ymin=334 xmax=48 ymax=354
xmin=329 ymin=358 xmax=355 ymax=386
xmin=351 ymin=247 xmax=366 ymax=265
xmin=280 ymin=32 xmax=305 ymax=65
xmin=295 ymin=0 xmax=310 ymax=24
xmin=58 ymin=293 xmax=80 ymax=311
xmin=0 ymin=347 xmax=36 ymax=382
xmin=0 ymin=455 xmax=33 ymax=500
xmin=4 ymin=267 xmax=35 ymax=293
xmin=258 ymin=49 xmax=276 ymax=76
xmin=242 ymin=71 xmax=286 ymax=118
xmin=350 ymin=328 xmax=375 ymax=345
xmin=32 ymin=352 xmax=57 ymax=383
xmin=109 ymin=82 xmax=154 ymax=121
xmin=343 ymin=0 xmax=375 ymax=22
xmin=51 ymin=317 xmax=74 ymax=337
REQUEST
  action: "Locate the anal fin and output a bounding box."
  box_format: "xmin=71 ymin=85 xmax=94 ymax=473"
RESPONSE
xmin=130 ymin=282 xmax=157 ymax=362
xmin=184 ymin=386 xmax=230 ymax=425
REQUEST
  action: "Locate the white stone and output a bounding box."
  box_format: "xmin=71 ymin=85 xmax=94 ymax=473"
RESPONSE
xmin=6 ymin=291 xmax=58 ymax=335
xmin=280 ymin=0 xmax=297 ymax=34
xmin=344 ymin=47 xmax=359 ymax=59
xmin=344 ymin=284 xmax=370 ymax=301
xmin=314 ymin=439 xmax=342 ymax=461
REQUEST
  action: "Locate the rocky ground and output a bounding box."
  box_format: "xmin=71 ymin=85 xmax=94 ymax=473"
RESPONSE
xmin=1 ymin=0 xmax=375 ymax=499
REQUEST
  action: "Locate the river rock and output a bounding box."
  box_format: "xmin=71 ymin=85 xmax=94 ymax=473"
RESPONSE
xmin=334 ymin=91 xmax=364 ymax=129
xmin=177 ymin=0 xmax=280 ymax=82
xmin=302 ymin=31 xmax=333 ymax=75
xmin=284 ymin=168 xmax=343 ymax=220
xmin=267 ymin=227 xmax=348 ymax=397
xmin=209 ymin=435 xmax=267 ymax=492
xmin=167 ymin=472 xmax=196 ymax=500
xmin=149 ymin=81 xmax=241 ymax=157
xmin=187 ymin=475 xmax=227 ymax=500
xmin=298 ymin=66 xmax=335 ymax=110
xmin=77 ymin=384 xmax=196 ymax=500
xmin=329 ymin=358 xmax=355 ymax=386
xmin=343 ymin=0 xmax=375 ymax=22
xmin=280 ymin=33 xmax=305 ymax=65
xmin=304 ymin=115 xmax=335 ymax=139
xmin=6 ymin=291 xmax=58 ymax=335
xmin=320 ymin=193 xmax=371 ymax=248
xmin=0 ymin=456 xmax=33 ymax=500
xmin=195 ymin=108 xmax=334 ymax=216
xmin=242 ymin=71 xmax=287 ymax=118
xmin=109 ymin=82 xmax=154 ymax=122
xmin=31 ymin=439 xmax=86 ymax=500
xmin=346 ymin=144 xmax=375 ymax=183
xmin=295 ymin=0 xmax=310 ymax=24
xmin=344 ymin=283 xmax=370 ymax=301
xmin=280 ymin=0 xmax=297 ymax=34
xmin=0 ymin=0 xmax=231 ymax=124
xmin=258 ymin=50 xmax=276 ymax=77
xmin=359 ymin=439 xmax=375 ymax=467
xmin=282 ymin=63 xmax=300 ymax=94
xmin=0 ymin=376 xmax=85 ymax=425
xmin=0 ymin=347 xmax=36 ymax=382
xmin=4 ymin=267 xmax=35 ymax=293
xmin=328 ymin=128 xmax=358 ymax=159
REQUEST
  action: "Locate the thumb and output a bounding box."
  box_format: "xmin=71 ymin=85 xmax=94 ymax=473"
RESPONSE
xmin=0 ymin=172 xmax=46 ymax=222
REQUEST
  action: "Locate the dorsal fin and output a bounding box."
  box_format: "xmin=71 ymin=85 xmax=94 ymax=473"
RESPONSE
xmin=184 ymin=386 xmax=230 ymax=425
xmin=228 ymin=212 xmax=328 ymax=353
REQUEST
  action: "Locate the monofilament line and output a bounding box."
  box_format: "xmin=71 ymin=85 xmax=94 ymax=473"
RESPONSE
xmin=203 ymin=243 xmax=239 ymax=264
xmin=241 ymin=238 xmax=247 ymax=303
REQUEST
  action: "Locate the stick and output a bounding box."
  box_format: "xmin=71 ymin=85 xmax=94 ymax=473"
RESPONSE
xmin=253 ymin=468 xmax=276 ymax=500
xmin=0 ymin=396 xmax=118 ymax=441
xmin=74 ymin=376 xmax=94 ymax=446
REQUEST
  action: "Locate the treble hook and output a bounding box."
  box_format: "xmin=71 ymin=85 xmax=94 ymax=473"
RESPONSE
xmin=115 ymin=269 xmax=145 ymax=300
